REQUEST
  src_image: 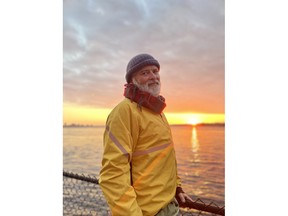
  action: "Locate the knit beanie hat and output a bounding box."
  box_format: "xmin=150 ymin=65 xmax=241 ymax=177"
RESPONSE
xmin=126 ymin=53 xmax=160 ymax=83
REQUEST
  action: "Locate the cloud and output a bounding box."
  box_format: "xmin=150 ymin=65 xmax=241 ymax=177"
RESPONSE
xmin=63 ymin=0 xmax=224 ymax=113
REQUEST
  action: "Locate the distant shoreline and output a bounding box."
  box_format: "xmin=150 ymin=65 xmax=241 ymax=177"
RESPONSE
xmin=63 ymin=123 xmax=225 ymax=128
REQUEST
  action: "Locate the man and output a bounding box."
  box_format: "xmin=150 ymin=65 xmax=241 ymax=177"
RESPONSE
xmin=99 ymin=53 xmax=192 ymax=215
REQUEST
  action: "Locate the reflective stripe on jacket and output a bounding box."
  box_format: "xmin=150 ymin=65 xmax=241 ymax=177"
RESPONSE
xmin=99 ymin=98 xmax=181 ymax=216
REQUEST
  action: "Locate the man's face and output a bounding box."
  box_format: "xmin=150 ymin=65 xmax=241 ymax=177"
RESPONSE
xmin=132 ymin=65 xmax=161 ymax=96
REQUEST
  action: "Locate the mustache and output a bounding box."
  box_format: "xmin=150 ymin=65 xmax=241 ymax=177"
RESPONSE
xmin=147 ymin=80 xmax=160 ymax=85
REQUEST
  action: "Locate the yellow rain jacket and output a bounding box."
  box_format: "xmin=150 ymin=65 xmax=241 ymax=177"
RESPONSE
xmin=99 ymin=98 xmax=181 ymax=216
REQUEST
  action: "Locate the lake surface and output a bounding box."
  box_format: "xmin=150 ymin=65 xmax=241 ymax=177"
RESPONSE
xmin=63 ymin=124 xmax=225 ymax=206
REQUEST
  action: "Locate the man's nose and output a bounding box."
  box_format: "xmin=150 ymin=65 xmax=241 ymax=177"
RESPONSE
xmin=148 ymin=71 xmax=157 ymax=79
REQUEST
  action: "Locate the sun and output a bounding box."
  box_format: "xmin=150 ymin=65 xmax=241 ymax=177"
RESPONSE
xmin=187 ymin=117 xmax=201 ymax=126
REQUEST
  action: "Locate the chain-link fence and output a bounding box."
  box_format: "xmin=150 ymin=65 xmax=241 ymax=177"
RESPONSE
xmin=63 ymin=171 xmax=225 ymax=216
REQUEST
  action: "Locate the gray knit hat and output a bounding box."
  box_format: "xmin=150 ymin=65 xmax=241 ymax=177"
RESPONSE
xmin=126 ymin=53 xmax=160 ymax=83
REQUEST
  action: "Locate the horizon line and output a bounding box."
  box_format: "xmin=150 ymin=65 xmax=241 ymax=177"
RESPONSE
xmin=63 ymin=122 xmax=225 ymax=127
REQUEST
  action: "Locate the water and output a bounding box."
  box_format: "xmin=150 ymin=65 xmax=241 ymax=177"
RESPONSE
xmin=63 ymin=125 xmax=225 ymax=206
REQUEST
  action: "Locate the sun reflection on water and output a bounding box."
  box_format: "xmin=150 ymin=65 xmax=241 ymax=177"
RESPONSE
xmin=191 ymin=126 xmax=200 ymax=162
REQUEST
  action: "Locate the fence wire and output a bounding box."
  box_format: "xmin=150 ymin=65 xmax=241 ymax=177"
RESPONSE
xmin=63 ymin=171 xmax=225 ymax=216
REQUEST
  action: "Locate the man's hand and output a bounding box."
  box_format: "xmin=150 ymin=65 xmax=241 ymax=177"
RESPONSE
xmin=175 ymin=187 xmax=193 ymax=207
xmin=178 ymin=191 xmax=193 ymax=203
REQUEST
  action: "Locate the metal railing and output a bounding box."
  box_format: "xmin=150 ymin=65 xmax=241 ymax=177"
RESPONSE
xmin=63 ymin=170 xmax=225 ymax=216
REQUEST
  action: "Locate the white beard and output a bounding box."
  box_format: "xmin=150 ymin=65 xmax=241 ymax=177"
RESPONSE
xmin=132 ymin=78 xmax=161 ymax=97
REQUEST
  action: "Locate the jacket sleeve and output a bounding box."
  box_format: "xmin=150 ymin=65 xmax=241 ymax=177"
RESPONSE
xmin=161 ymin=113 xmax=182 ymax=188
xmin=99 ymin=104 xmax=143 ymax=215
xmin=177 ymin=175 xmax=182 ymax=187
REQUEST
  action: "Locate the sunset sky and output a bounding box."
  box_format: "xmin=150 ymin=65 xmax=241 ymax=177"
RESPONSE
xmin=63 ymin=0 xmax=225 ymax=125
